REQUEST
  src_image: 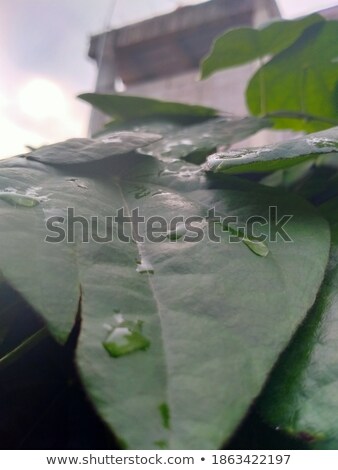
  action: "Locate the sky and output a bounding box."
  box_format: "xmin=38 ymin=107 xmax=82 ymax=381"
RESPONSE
xmin=1 ymin=0 xmax=337 ymax=158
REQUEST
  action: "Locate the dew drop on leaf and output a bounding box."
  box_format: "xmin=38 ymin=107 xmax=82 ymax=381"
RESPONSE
xmin=242 ymin=238 xmax=269 ymax=257
xmin=102 ymin=317 xmax=150 ymax=358
xmin=101 ymin=136 xmax=122 ymax=144
xmin=226 ymin=224 xmax=270 ymax=257
xmin=158 ymin=169 xmax=178 ymax=177
xmin=136 ymin=258 xmax=154 ymax=274
xmin=306 ymin=137 xmax=338 ymax=150
xmin=0 ymin=191 xmax=40 ymax=208
xmin=25 ymin=186 xmax=42 ymax=196
xmin=133 ymin=185 xmax=151 ymax=199
xmin=166 ymin=222 xmax=187 ymax=240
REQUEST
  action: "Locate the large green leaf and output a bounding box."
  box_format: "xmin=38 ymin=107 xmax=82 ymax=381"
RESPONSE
xmin=0 ymin=157 xmax=82 ymax=342
xmin=0 ymin=134 xmax=162 ymax=342
xmin=203 ymin=126 xmax=338 ymax=174
xmin=78 ymin=93 xmax=218 ymax=126
xmin=258 ymin=197 xmax=338 ymax=449
xmin=200 ymin=14 xmax=323 ymax=79
xmin=24 ymin=133 xmax=161 ymax=165
xmin=0 ymin=139 xmax=330 ymax=449
xmin=138 ymin=117 xmax=271 ymax=164
xmin=246 ymin=21 xmax=338 ymax=132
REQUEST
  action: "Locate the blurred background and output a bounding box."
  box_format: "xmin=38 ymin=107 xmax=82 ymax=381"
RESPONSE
xmin=1 ymin=0 xmax=338 ymax=157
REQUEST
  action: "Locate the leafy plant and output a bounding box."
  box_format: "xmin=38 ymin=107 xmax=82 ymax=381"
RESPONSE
xmin=201 ymin=13 xmax=338 ymax=132
xmin=3 ymin=12 xmax=338 ymax=450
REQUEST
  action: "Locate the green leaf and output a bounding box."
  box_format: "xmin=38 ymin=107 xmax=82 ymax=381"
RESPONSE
xmin=78 ymin=93 xmax=218 ymax=126
xmin=75 ymin=164 xmax=329 ymax=449
xmin=139 ymin=117 xmax=271 ymax=164
xmin=203 ymin=126 xmax=338 ymax=174
xmin=260 ymin=160 xmax=315 ymax=190
xmin=200 ymin=14 xmax=324 ymax=79
xmin=99 ymin=119 xmax=182 ymax=137
xmin=0 ymin=141 xmax=330 ymax=449
xmin=260 ymin=158 xmax=338 ymax=206
xmin=0 ymin=158 xmax=81 ymax=342
xmin=246 ymin=21 xmax=338 ymax=132
xmin=25 ymin=132 xmax=161 ymax=165
xmin=258 ymin=198 xmax=338 ymax=449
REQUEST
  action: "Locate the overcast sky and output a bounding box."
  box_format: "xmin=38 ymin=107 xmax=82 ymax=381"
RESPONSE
xmin=1 ymin=0 xmax=337 ymax=157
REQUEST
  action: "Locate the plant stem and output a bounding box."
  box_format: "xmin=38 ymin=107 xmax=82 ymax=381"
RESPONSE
xmin=0 ymin=328 xmax=48 ymax=369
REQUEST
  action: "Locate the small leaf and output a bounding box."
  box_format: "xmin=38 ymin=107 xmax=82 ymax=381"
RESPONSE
xmin=201 ymin=14 xmax=323 ymax=79
xmin=78 ymin=93 xmax=218 ymax=126
xmin=247 ymin=20 xmax=338 ymax=132
xmin=203 ymin=126 xmax=338 ymax=174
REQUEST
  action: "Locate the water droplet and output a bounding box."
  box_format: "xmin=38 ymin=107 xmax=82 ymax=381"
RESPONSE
xmin=102 ymin=323 xmax=113 ymax=332
xmin=179 ymin=138 xmax=193 ymax=145
xmin=306 ymin=137 xmax=338 ymax=150
xmin=114 ymin=313 xmax=124 ymax=323
xmin=136 ymin=258 xmax=154 ymax=274
xmin=158 ymin=169 xmax=177 ymax=177
xmin=4 ymin=187 xmax=17 ymax=193
xmin=242 ymin=238 xmax=269 ymax=257
xmin=102 ymin=317 xmax=150 ymax=358
xmin=66 ymin=178 xmax=88 ymax=189
xmin=205 ymin=147 xmax=269 ymax=172
xmin=0 ymin=191 xmax=40 ymax=207
xmin=151 ymin=190 xmax=171 ymax=197
xmin=102 ymin=136 xmax=122 ymax=144
xmin=25 ymin=186 xmax=42 ymax=197
xmin=38 ymin=194 xmax=51 ymax=203
xmin=167 ymin=222 xmax=187 ymax=240
xmin=164 ymin=158 xmax=180 ymax=163
xmin=178 ymin=170 xmax=199 ymax=178
xmin=159 ymin=403 xmax=170 ymax=429
xmin=226 ymin=225 xmax=269 ymax=257
xmin=134 ymin=186 xmax=151 ymax=199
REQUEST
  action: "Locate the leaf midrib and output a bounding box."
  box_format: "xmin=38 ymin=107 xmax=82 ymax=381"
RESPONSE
xmin=113 ymin=177 xmax=173 ymax=446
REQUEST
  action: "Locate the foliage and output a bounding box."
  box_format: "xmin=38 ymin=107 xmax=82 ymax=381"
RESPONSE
xmin=3 ymin=12 xmax=338 ymax=450
xmin=202 ymin=14 xmax=338 ymax=132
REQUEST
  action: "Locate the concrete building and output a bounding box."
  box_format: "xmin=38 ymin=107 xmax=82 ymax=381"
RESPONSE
xmin=87 ymin=0 xmax=285 ymax=145
xmin=321 ymin=5 xmax=338 ymax=19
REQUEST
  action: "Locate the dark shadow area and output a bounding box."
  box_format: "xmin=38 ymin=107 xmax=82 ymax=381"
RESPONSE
xmin=0 ymin=279 xmax=118 ymax=450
